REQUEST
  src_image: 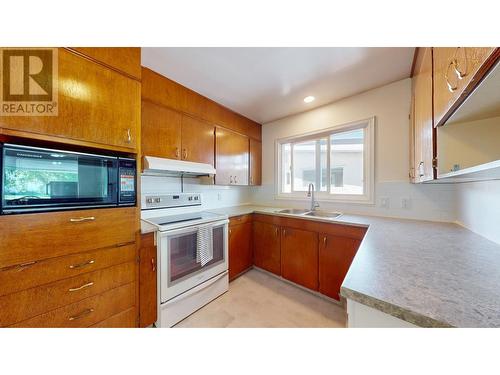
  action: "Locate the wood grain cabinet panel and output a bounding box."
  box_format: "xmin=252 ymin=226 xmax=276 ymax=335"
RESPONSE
xmin=0 ymin=244 xmax=136 ymax=297
xmin=141 ymin=100 xmax=182 ymax=159
xmin=253 ymin=221 xmax=281 ymax=276
xmin=281 ymin=227 xmax=318 ymax=291
xmin=70 ymin=47 xmax=141 ymax=79
xmin=229 ymin=221 xmax=253 ymax=281
xmin=0 ymin=207 xmax=137 ymax=269
xmin=139 ymin=233 xmax=157 ymax=328
xmin=11 ymin=283 xmax=136 ymax=328
xmin=412 ymin=47 xmax=435 ymax=182
xmin=433 ymin=47 xmax=495 ymax=127
xmin=215 ymin=127 xmax=249 ymax=185
xmin=91 ymin=307 xmax=137 ymax=328
xmin=0 ymin=261 xmax=136 ymax=327
xmin=249 ymin=139 xmax=262 ymax=186
xmin=181 ymin=115 xmax=215 ymax=165
xmin=0 ymin=48 xmax=140 ymax=151
xmin=319 ymin=234 xmax=361 ymax=301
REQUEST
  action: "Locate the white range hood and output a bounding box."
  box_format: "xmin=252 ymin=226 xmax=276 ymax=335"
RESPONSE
xmin=142 ymin=156 xmax=216 ymax=177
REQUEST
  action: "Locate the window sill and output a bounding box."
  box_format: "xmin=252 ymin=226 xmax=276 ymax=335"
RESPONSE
xmin=274 ymin=194 xmax=374 ymax=205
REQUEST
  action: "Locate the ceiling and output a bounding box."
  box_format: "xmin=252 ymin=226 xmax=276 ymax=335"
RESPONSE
xmin=141 ymin=47 xmax=415 ymax=124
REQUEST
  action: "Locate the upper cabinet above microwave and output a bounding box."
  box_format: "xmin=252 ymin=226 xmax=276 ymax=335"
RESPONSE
xmin=410 ymin=47 xmax=500 ymax=183
xmin=0 ymin=48 xmax=141 ymax=153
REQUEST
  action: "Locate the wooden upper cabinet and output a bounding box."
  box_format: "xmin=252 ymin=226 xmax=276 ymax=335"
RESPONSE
xmin=280 ymin=227 xmax=318 ymax=291
xmin=70 ymin=47 xmax=141 ymax=80
xmin=215 ymin=127 xmax=249 ymax=185
xmin=181 ymin=115 xmax=215 ymax=165
xmin=249 ymin=139 xmax=262 ymax=186
xmin=141 ymin=100 xmax=182 ymax=159
xmin=228 ymin=221 xmax=253 ymax=281
xmin=319 ymin=234 xmax=360 ymax=301
xmin=253 ymin=221 xmax=281 ymax=276
xmin=433 ymin=47 xmax=495 ymax=127
xmin=139 ymin=233 xmax=157 ymax=328
xmin=0 ymin=48 xmax=140 ymax=152
xmin=412 ymin=47 xmax=435 ymax=183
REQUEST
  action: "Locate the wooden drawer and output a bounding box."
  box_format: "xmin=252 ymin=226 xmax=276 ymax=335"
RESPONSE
xmin=229 ymin=214 xmax=253 ymax=227
xmin=0 ymin=207 xmax=137 ymax=269
xmin=11 ymin=283 xmax=136 ymax=328
xmin=0 ymin=244 xmax=136 ymax=297
xmin=0 ymin=261 xmax=136 ymax=327
xmin=91 ymin=307 xmax=137 ymax=328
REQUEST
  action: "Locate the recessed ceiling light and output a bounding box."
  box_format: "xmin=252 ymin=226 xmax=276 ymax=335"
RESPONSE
xmin=303 ymin=96 xmax=315 ymax=103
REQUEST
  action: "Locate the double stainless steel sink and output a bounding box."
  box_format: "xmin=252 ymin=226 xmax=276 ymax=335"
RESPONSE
xmin=275 ymin=208 xmax=342 ymax=220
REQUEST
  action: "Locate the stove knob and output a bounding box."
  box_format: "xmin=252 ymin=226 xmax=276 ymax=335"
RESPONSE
xmin=146 ymin=198 xmax=153 ymax=204
xmin=194 ymin=196 xmax=199 ymax=200
xmin=188 ymin=196 xmax=193 ymax=201
xmin=154 ymin=198 xmax=161 ymax=203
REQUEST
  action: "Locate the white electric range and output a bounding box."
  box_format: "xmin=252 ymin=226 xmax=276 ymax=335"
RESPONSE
xmin=141 ymin=193 xmax=229 ymax=328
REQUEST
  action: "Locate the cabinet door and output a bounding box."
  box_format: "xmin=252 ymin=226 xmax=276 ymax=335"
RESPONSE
xmin=70 ymin=47 xmax=141 ymax=79
xmin=139 ymin=233 xmax=157 ymax=328
xmin=228 ymin=222 xmax=253 ymax=281
xmin=433 ymin=47 xmax=495 ymax=127
xmin=249 ymin=139 xmax=262 ymax=186
xmin=141 ymin=101 xmax=182 ymax=159
xmin=0 ymin=48 xmax=140 ymax=151
xmin=253 ymin=221 xmax=281 ymax=276
xmin=181 ymin=115 xmax=215 ymax=165
xmin=215 ymin=127 xmax=249 ymax=185
xmin=319 ymin=234 xmax=360 ymax=301
xmin=412 ymin=47 xmax=435 ymax=182
xmin=281 ymin=227 xmax=318 ymax=290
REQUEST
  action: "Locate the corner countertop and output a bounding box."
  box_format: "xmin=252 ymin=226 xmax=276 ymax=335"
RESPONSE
xmin=205 ymin=205 xmax=500 ymax=327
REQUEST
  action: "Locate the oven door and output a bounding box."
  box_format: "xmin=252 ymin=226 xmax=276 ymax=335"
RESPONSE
xmin=159 ymin=219 xmax=229 ymax=303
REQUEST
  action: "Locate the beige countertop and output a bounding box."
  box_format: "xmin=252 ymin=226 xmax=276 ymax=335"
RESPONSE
xmin=143 ymin=204 xmax=500 ymax=327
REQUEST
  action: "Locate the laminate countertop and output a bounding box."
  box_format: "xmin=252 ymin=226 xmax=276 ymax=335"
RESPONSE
xmin=207 ymin=205 xmax=500 ymax=328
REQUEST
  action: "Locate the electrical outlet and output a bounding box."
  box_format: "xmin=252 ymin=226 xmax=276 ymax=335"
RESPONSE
xmin=380 ymin=197 xmax=390 ymax=208
xmin=401 ymin=198 xmax=411 ymax=209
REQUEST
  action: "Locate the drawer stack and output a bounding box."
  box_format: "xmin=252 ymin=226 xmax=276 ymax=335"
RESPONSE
xmin=0 ymin=207 xmax=138 ymax=328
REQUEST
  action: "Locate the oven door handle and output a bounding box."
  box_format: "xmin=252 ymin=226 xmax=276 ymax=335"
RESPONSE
xmin=164 ymin=271 xmax=228 ymax=305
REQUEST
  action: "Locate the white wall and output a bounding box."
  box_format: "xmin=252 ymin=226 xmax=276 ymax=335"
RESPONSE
xmin=456 ymin=180 xmax=500 ymax=245
xmin=141 ymin=175 xmax=252 ymax=210
xmin=252 ymin=78 xmax=456 ymax=222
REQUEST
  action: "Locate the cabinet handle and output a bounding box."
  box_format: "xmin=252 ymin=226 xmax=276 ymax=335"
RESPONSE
xmin=68 ymin=308 xmax=94 ymax=321
xmin=323 ymin=236 xmax=327 ymax=246
xmin=419 ymin=161 xmax=425 ymax=177
xmin=70 ymin=216 xmax=95 ymax=223
xmin=275 ymin=227 xmax=279 ymax=237
xmin=229 ymin=228 xmax=232 ymax=236
xmin=282 ymin=229 xmax=286 ymax=236
xmin=68 ymin=282 xmax=94 ymax=292
xmin=453 ymin=47 xmax=468 ymax=79
xmin=182 ymin=149 xmax=187 ymax=160
xmin=151 ymin=258 xmax=156 ymax=272
xmin=230 ymin=176 xmax=233 ymax=184
xmin=234 ymin=175 xmax=238 ymax=184
xmin=69 ymin=260 xmax=95 ymax=269
xmin=175 ymin=148 xmax=180 ymax=158
xmin=445 ymin=59 xmax=459 ymax=93
xmin=126 ymin=128 xmax=132 ymax=143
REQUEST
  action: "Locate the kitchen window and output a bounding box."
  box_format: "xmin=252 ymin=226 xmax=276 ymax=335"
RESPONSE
xmin=276 ymin=117 xmax=374 ymax=204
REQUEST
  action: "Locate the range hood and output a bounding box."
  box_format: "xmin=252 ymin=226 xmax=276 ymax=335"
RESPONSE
xmin=142 ymin=156 xmax=216 ymax=177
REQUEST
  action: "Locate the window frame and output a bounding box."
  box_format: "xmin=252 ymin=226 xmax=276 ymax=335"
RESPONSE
xmin=275 ymin=117 xmax=375 ymax=204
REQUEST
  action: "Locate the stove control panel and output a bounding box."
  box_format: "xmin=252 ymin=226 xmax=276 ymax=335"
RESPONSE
xmin=142 ymin=193 xmax=202 ymax=210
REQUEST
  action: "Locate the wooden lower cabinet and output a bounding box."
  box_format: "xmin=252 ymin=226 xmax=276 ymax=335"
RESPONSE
xmin=253 ymin=220 xmax=281 ymax=276
xmin=10 ymin=283 xmax=136 ymax=328
xmin=91 ymin=307 xmax=137 ymax=328
xmin=319 ymin=234 xmax=361 ymax=301
xmin=281 ymin=227 xmax=319 ymax=291
xmin=139 ymin=233 xmax=157 ymax=328
xmin=229 ymin=220 xmax=253 ymax=281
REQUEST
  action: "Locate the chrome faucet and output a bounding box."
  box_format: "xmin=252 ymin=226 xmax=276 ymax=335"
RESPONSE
xmin=307 ymin=183 xmax=320 ymax=211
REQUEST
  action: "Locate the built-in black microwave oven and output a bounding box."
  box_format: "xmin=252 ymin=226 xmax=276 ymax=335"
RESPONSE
xmin=0 ymin=143 xmax=136 ymax=214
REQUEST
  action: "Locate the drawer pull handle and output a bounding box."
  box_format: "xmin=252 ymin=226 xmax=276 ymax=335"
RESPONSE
xmin=151 ymin=257 xmax=156 ymax=272
xmin=68 ymin=282 xmax=94 ymax=292
xmin=70 ymin=216 xmax=95 ymax=223
xmin=323 ymin=236 xmax=327 ymax=246
xmin=69 ymin=260 xmax=95 ymax=269
xmin=69 ymin=308 xmax=94 ymax=321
